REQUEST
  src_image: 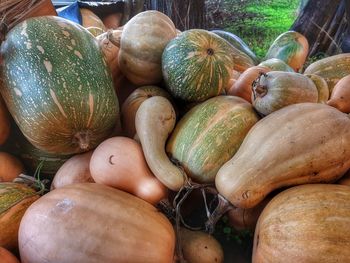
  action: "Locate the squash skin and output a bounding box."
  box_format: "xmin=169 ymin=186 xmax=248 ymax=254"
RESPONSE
xmin=119 ymin=10 xmax=177 ymax=85
xmin=304 ymin=74 xmax=329 ymax=103
xmin=216 ymin=103 xmax=350 ymax=209
xmin=121 ymin=86 xmax=172 ymax=138
xmin=265 ymin=31 xmax=309 ymax=72
xmin=51 ymin=151 xmax=94 ymax=190
xmin=228 ymin=66 xmax=271 ymax=103
xmin=0 ymin=247 xmax=20 ymax=263
xmin=136 ymin=96 xmax=185 ymax=191
xmin=19 ymin=183 xmax=175 ymax=263
xmin=252 ymin=71 xmax=318 ymax=115
xmin=327 ymin=75 xmax=350 ymax=113
xmin=0 ymin=152 xmax=24 ymax=182
xmin=0 ymin=94 xmax=10 ymax=145
xmin=162 ymin=29 xmax=235 ymax=102
xmin=304 ymin=53 xmax=350 ymax=94
xmin=0 ymin=183 xmax=39 ymax=251
xmin=167 ymin=96 xmax=259 ymax=183
xmin=211 ymin=30 xmax=259 ymax=65
xmin=0 ymin=16 xmax=119 ymax=154
xmin=253 ymin=184 xmax=350 ymax=263
xmin=258 ymin=58 xmax=294 ymax=72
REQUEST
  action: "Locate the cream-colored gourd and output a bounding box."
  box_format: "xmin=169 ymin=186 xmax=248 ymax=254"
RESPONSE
xmin=216 ymin=103 xmax=350 ymax=209
xmin=304 ymin=73 xmax=329 ymax=103
xmin=135 ymin=96 xmax=185 ymax=191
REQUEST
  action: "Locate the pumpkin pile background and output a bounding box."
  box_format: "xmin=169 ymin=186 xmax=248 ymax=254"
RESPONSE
xmin=1 ymin=7 xmax=350 ymax=263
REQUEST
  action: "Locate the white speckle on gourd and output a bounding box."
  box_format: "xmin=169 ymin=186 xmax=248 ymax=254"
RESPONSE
xmin=25 ymin=41 xmax=32 ymax=49
xmin=62 ymin=30 xmax=70 ymax=37
xmin=44 ymin=60 xmax=53 ymax=73
xmin=37 ymin=45 xmax=44 ymax=54
xmin=21 ymin=21 xmax=28 ymax=37
xmin=67 ymin=45 xmax=73 ymax=50
xmin=74 ymin=50 xmax=83 ymax=59
xmin=14 ymin=88 xmax=22 ymax=97
xmin=71 ymin=39 xmax=76 ymax=46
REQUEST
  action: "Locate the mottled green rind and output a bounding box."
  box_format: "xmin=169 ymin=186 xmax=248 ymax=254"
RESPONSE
xmin=0 ymin=183 xmax=37 ymax=214
xmin=265 ymin=31 xmax=304 ymax=66
xmin=166 ymin=96 xmax=259 ymax=183
xmin=304 ymin=53 xmax=350 ymax=94
xmin=259 ymin=58 xmax=294 ymax=72
xmin=162 ymin=29 xmax=235 ymax=102
xmin=211 ymin=30 xmax=259 ymax=64
xmin=0 ymin=16 xmax=119 ymax=154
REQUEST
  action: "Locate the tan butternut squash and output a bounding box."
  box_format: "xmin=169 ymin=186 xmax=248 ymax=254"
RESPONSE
xmin=51 ymin=151 xmax=94 ymax=190
xmin=135 ymin=96 xmax=185 ymax=191
xmin=19 ymin=183 xmax=175 ymax=263
xmin=253 ymin=184 xmax=350 ymax=263
xmin=216 ymin=103 xmax=350 ymax=209
xmin=121 ymin=86 xmax=172 ymax=138
xmin=327 ymin=74 xmax=350 ymax=113
xmin=252 ymin=71 xmax=318 ymax=115
xmin=90 ymin=137 xmax=167 ymax=205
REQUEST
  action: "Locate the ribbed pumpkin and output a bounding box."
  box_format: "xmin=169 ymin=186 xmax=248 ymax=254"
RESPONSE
xmin=0 ymin=16 xmax=119 ymax=154
xmin=304 ymin=53 xmax=350 ymax=93
xmin=253 ymin=184 xmax=350 ymax=263
xmin=118 ymin=10 xmax=177 ymax=85
xmin=265 ymin=31 xmax=309 ymax=72
xmin=162 ymin=29 xmax=235 ymax=102
xmin=19 ymin=183 xmax=175 ymax=263
xmin=0 ymin=183 xmax=40 ymax=251
xmin=166 ymin=96 xmax=259 ymax=183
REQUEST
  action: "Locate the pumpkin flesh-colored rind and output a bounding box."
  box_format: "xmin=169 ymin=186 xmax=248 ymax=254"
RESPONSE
xmin=216 ymin=103 xmax=350 ymax=209
xmin=253 ymin=184 xmax=350 ymax=263
xmin=19 ymin=183 xmax=175 ymax=263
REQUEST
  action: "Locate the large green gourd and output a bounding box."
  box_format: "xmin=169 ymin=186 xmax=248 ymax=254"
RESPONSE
xmin=0 ymin=16 xmax=119 ymax=154
xmin=166 ymin=96 xmax=259 ymax=183
xmin=162 ymin=29 xmax=235 ymax=102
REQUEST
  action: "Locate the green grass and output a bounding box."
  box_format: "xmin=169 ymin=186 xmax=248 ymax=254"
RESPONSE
xmin=223 ymin=0 xmax=300 ymax=59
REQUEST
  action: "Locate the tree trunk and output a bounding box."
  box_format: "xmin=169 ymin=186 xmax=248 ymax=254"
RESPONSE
xmin=145 ymin=0 xmax=206 ymax=30
xmin=291 ymin=0 xmax=350 ymax=57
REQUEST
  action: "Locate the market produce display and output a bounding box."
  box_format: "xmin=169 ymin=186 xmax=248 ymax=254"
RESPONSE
xmin=1 ymin=6 xmax=350 ymax=263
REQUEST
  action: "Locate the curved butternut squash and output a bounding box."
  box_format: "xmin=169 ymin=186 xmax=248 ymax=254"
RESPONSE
xmin=135 ymin=96 xmax=185 ymax=191
xmin=216 ymin=103 xmax=350 ymax=209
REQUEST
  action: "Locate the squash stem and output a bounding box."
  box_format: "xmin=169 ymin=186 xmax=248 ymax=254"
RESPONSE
xmin=254 ymin=85 xmax=268 ymax=98
xmin=205 ymin=194 xmax=235 ymax=234
xmin=74 ymin=131 xmax=90 ymax=151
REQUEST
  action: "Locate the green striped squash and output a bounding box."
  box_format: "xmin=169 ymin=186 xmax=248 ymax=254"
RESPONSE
xmin=166 ymin=96 xmax=259 ymax=183
xmin=265 ymin=31 xmax=309 ymax=72
xmin=0 ymin=16 xmax=119 ymax=154
xmin=162 ymin=29 xmax=235 ymax=102
xmin=304 ymin=53 xmax=350 ymax=94
xmin=211 ymin=29 xmax=259 ymax=65
xmin=259 ymin=58 xmax=295 ymax=72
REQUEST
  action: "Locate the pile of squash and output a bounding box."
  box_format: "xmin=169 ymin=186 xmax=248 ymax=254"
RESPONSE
xmin=1 ymin=8 xmax=350 ymax=263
